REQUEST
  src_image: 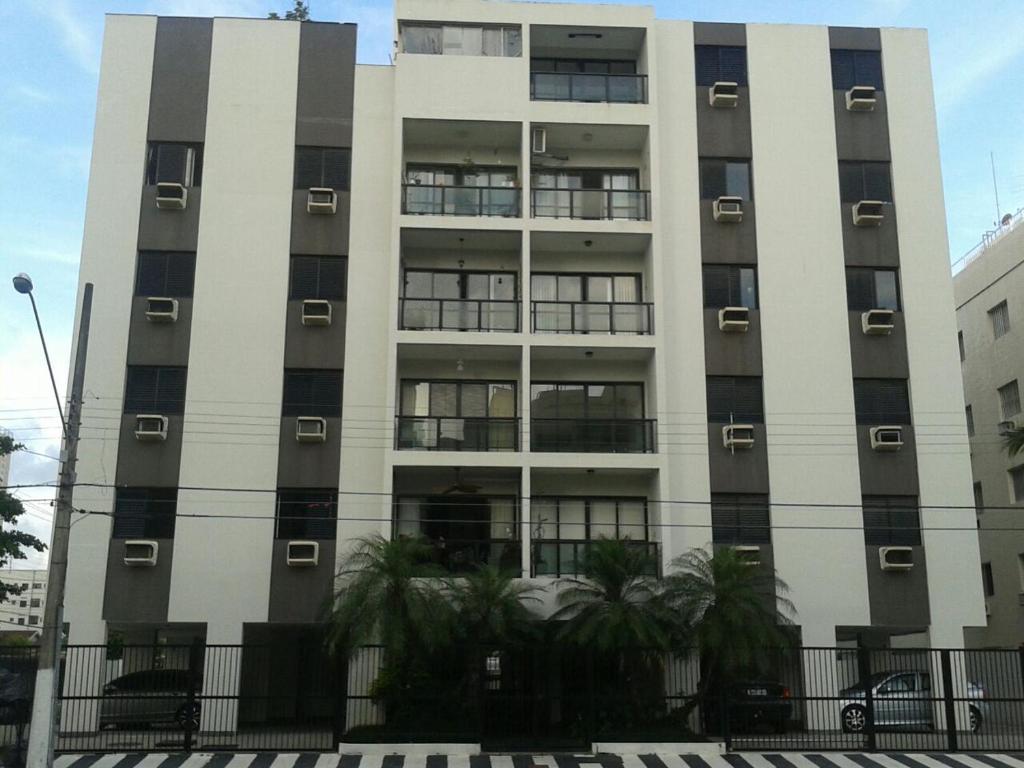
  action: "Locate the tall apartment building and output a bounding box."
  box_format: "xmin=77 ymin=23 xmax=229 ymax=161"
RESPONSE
xmin=0 ymin=568 xmax=48 ymax=636
xmin=956 ymin=212 xmax=1024 ymax=649
xmin=63 ymin=0 xmax=983 ymax=731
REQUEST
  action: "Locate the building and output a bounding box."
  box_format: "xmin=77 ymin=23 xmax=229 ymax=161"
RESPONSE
xmin=956 ymin=210 xmax=1024 ymax=649
xmin=62 ymin=0 xmax=982 ymax=738
xmin=0 ymin=568 xmax=48 ymax=637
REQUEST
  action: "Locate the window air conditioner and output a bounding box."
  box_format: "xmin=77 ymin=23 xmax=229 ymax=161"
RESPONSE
xmin=531 ymin=127 xmax=547 ymax=155
xmin=878 ymin=546 xmax=914 ymax=571
xmin=134 ymin=414 xmax=168 ymax=441
xmin=845 ymin=85 xmax=877 ymax=112
xmin=307 ymin=187 xmax=337 ymax=214
xmin=861 ymin=308 xmax=895 ymax=335
xmin=869 ymin=425 xmax=904 ymax=451
xmin=145 ymin=297 xmax=178 ymax=323
xmin=301 ymin=299 xmax=332 ymax=326
xmin=852 ymin=200 xmax=885 ymax=227
xmin=287 ymin=540 xmax=320 ymax=567
xmin=123 ymin=540 xmax=159 ymax=567
xmin=998 ymin=420 xmax=1016 ymax=437
xmin=155 ymin=182 xmax=187 ymax=210
xmin=713 ymin=196 xmax=743 ymax=223
xmin=733 ymin=545 xmax=761 ymax=566
xmin=722 ymin=424 xmax=755 ymax=450
xmin=296 ymin=416 xmax=327 ymax=442
xmin=718 ymin=306 xmax=750 ymax=332
xmin=709 ymin=81 xmax=739 ymax=108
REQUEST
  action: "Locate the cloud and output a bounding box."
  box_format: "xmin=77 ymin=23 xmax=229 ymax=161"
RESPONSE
xmin=40 ymin=0 xmax=101 ymax=74
xmin=934 ymin=13 xmax=1024 ymax=113
xmin=10 ymin=84 xmax=54 ymax=104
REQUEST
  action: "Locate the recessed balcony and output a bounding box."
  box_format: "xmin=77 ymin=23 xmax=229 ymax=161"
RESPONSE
xmin=531 ymin=300 xmax=652 ymax=335
xmin=530 ymin=418 xmax=656 ymax=453
xmin=395 ymin=416 xmax=520 ymax=452
xmin=529 ymin=25 xmax=648 ymax=104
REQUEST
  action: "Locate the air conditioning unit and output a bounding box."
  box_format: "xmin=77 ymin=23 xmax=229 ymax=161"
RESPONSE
xmin=307 ymin=187 xmax=337 ymax=214
xmin=301 ymin=299 xmax=332 ymax=326
xmin=709 ymin=81 xmax=739 ymax=108
xmin=296 ymin=416 xmax=327 ymax=442
xmin=718 ymin=306 xmax=750 ymax=332
xmin=713 ymin=196 xmax=743 ymax=223
xmin=998 ymin=420 xmax=1017 ymax=436
xmin=845 ymin=85 xmax=877 ymax=111
xmin=123 ymin=540 xmax=159 ymax=567
xmin=879 ymin=546 xmax=914 ymax=572
xmin=861 ymin=308 xmax=895 ymax=335
xmin=869 ymin=425 xmax=904 ymax=451
xmin=733 ymin=545 xmax=761 ymax=566
xmin=155 ymin=182 xmax=187 ymax=210
xmin=722 ymin=424 xmax=755 ymax=450
xmin=287 ymin=540 xmax=320 ymax=567
xmin=852 ymin=200 xmax=885 ymax=227
xmin=145 ymin=297 xmax=178 ymax=323
xmin=134 ymin=414 xmax=168 ymax=441
xmin=531 ymin=126 xmax=547 ymax=155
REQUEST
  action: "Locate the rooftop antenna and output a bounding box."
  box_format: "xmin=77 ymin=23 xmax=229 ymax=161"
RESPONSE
xmin=991 ymin=151 xmax=1002 ymax=227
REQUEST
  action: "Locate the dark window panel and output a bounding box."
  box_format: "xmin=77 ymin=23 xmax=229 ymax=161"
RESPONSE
xmin=695 ymin=45 xmax=748 ymax=87
xmin=853 ymin=378 xmax=911 ymax=424
xmin=294 ymin=146 xmax=351 ymax=190
xmin=124 ymin=366 xmax=187 ymax=415
xmin=711 ymin=493 xmax=770 ymax=545
xmin=831 ymin=49 xmax=884 ymax=91
xmin=112 ymin=487 xmax=177 ymax=539
xmin=700 ymin=159 xmax=752 ymax=200
xmin=863 ymin=495 xmax=921 ymax=546
xmin=282 ymin=369 xmax=343 ymax=417
xmin=839 ymin=161 xmax=893 ymax=203
xmin=289 ymin=256 xmax=347 ymax=301
xmin=703 ymin=265 xmax=758 ymax=309
xmin=135 ymin=252 xmax=196 ymax=298
xmin=846 ymin=268 xmax=900 ymax=311
xmin=275 ymin=488 xmax=338 ymax=540
xmin=529 ymin=382 xmax=644 ymax=418
xmin=706 ymin=376 xmax=764 ymax=423
xmin=145 ymin=143 xmax=202 ymax=187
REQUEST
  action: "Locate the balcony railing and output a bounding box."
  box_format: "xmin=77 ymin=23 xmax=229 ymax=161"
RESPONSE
xmin=531 ymin=301 xmax=653 ymax=335
xmin=395 ymin=416 xmax=520 ymax=451
xmin=532 ymin=539 xmax=659 ymax=577
xmin=530 ymin=72 xmax=648 ymax=104
xmin=530 ymin=418 xmax=656 ymax=453
xmin=531 ymin=188 xmax=650 ymax=221
xmin=402 ymin=184 xmax=520 ymax=217
xmin=407 ymin=537 xmax=523 ymax=575
xmin=400 ymin=298 xmax=520 ymax=332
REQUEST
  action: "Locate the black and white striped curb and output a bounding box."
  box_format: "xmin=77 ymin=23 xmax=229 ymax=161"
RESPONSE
xmin=52 ymin=753 xmax=1024 ymax=768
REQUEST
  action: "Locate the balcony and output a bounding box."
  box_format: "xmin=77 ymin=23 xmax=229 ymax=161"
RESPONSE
xmin=530 ymin=418 xmax=656 ymax=453
xmin=402 ymin=184 xmax=520 ymax=217
xmin=530 ymin=71 xmax=648 ymax=104
xmin=532 ymin=538 xmax=659 ymax=576
xmin=531 ymin=188 xmax=650 ymax=221
xmin=400 ymin=298 xmax=520 ymax=332
xmin=396 ymin=416 xmax=520 ymax=452
xmin=531 ymin=301 xmax=652 ymax=335
xmin=411 ymin=537 xmax=523 ymax=574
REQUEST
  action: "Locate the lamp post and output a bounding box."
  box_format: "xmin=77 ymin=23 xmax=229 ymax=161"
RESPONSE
xmin=12 ymin=274 xmax=93 ymax=768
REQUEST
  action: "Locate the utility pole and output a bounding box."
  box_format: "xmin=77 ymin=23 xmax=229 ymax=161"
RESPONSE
xmin=26 ymin=283 xmax=92 ymax=768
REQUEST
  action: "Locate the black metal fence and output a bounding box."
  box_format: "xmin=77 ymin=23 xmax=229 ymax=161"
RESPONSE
xmin=0 ymin=646 xmax=37 ymax=766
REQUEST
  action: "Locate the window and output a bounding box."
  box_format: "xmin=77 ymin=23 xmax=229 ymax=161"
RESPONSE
xmin=400 ymin=380 xmax=517 ymax=418
xmin=294 ymin=147 xmax=351 ymax=190
xmin=135 ymin=251 xmax=196 ymax=298
xmin=31 ymin=582 xmax=42 ymax=589
xmin=16 ymin=618 xmax=23 ymax=626
xmin=838 ymin=161 xmax=892 ymax=203
xmin=711 ymin=493 xmax=770 ymax=545
xmin=974 ymin=482 xmax=984 ymax=514
xmin=275 ymin=489 xmax=337 ymax=540
xmin=282 ymin=369 xmax=343 ymax=418
xmin=400 ymin=23 xmax=521 ymax=57
xmin=530 ymin=273 xmax=639 ymax=304
xmin=706 ymin=376 xmax=764 ymax=423
xmin=966 ymin=406 xmax=975 ymax=437
xmin=982 ymin=562 xmax=995 ymax=597
xmin=703 ymin=265 xmax=758 ymax=309
xmin=853 ymin=378 xmax=911 ymax=425
xmin=146 ymin=142 xmax=202 ymax=187
xmin=531 ymin=497 xmax=648 ymax=541
xmin=694 ymin=45 xmax=747 ymax=87
xmin=700 ymin=159 xmax=752 ymax=200
xmin=289 ymin=256 xmax=347 ymax=301
xmin=845 ymin=268 xmax=900 ymax=311
xmin=958 ymin=331 xmax=965 ymax=362
xmin=409 ymin=270 xmax=518 ymax=301
xmin=830 ymin=49 xmax=884 ymax=91
xmin=1011 ymin=465 xmax=1024 ymax=503
xmin=123 ymin=366 xmax=187 ymax=415
xmin=20 ymin=583 xmax=27 ymax=590
xmin=530 ymin=383 xmax=644 ymax=419
xmin=990 ymin=301 xmax=1010 ymax=339
xmin=531 ymin=58 xmax=637 ymax=74
xmin=28 ymin=616 xmax=38 ymax=626
xmin=19 ymin=600 xmax=26 ymax=608
xmin=29 ymin=599 xmax=39 ymax=608
xmin=112 ymin=488 xmax=177 ymax=539
xmin=999 ymin=380 xmax=1021 ymax=420
xmin=862 ymin=495 xmax=921 ymax=546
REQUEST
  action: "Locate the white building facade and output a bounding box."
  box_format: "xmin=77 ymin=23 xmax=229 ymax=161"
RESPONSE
xmin=0 ymin=568 xmax=47 ymax=635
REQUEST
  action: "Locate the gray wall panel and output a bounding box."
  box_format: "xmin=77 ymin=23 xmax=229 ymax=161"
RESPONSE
xmin=699 ymin=201 xmax=758 ymax=264
xmin=138 ymin=187 xmax=202 ymax=251
xmin=841 ymin=204 xmax=900 ymax=267
xmin=126 ymin=297 xmax=193 ymax=367
xmin=290 ymin=191 xmax=351 ymax=255
xmin=857 ymin=426 xmax=920 ymax=496
xmin=703 ymin=309 xmax=763 ymax=375
xmin=283 ymin=301 xmax=347 ymax=369
xmin=102 ymin=539 xmax=174 ymax=624
xmin=828 ymin=27 xmax=882 ymax=51
xmin=693 ymin=22 xmax=747 ymax=46
xmin=696 ymin=88 xmax=752 ymax=158
xmin=147 ymin=17 xmax=213 ymax=143
xmin=115 ymin=414 xmax=184 ymax=487
xmin=864 ymin=545 xmax=931 ymax=627
xmin=296 ymin=23 xmax=357 ymax=147
xmin=277 ymin=417 xmax=343 ymax=488
xmin=848 ymin=312 xmax=909 ymax=378
xmin=268 ymin=539 xmax=337 ymax=623
xmin=834 ymin=92 xmax=891 ymax=161
xmin=708 ymin=423 xmax=770 ymax=493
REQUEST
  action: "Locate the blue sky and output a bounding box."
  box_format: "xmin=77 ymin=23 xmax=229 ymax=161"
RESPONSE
xmin=1 ymin=0 xmax=1022 ymax=567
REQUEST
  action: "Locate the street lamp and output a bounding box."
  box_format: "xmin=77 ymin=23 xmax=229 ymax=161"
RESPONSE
xmin=11 ymin=273 xmax=67 ymax=439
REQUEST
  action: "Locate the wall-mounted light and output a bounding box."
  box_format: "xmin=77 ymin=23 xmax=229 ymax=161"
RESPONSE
xmin=568 ymin=32 xmax=603 ymax=39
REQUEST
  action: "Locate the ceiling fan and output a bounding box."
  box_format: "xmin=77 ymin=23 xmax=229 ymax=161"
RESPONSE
xmin=438 ymin=467 xmax=482 ymax=495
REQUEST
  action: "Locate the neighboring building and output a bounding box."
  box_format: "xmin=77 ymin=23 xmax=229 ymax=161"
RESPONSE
xmin=956 ymin=210 xmax=1024 ymax=649
xmin=63 ymin=0 xmax=982 ymax=736
xmin=0 ymin=568 xmax=48 ymax=637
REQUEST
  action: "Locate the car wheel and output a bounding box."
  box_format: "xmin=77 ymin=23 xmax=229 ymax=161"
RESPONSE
xmin=842 ymin=705 xmax=868 ymax=734
xmin=175 ymin=702 xmax=200 ymax=731
xmin=970 ymin=706 xmax=982 ymax=733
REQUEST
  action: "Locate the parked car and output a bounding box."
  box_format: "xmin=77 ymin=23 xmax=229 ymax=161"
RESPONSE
xmin=704 ymin=680 xmax=792 ymax=734
xmin=839 ymin=670 xmax=987 ymax=733
xmin=99 ymin=669 xmax=200 ymax=730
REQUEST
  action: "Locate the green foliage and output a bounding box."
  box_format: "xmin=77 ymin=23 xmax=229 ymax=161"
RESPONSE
xmin=1004 ymin=426 xmax=1024 ymax=458
xmin=267 ymin=1 xmax=310 ymax=20
xmin=443 ymin=564 xmax=541 ymax=647
xmin=0 ymin=437 xmax=47 ymax=604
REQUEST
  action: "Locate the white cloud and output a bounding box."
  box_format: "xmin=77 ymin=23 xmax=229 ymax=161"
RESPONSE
xmin=40 ymin=0 xmax=102 ymax=75
xmin=10 ymin=84 xmax=54 ymax=104
xmin=934 ymin=13 xmax=1024 ymax=113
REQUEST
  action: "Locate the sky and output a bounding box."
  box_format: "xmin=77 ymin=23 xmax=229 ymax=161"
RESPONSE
xmin=1 ymin=0 xmax=1023 ymax=569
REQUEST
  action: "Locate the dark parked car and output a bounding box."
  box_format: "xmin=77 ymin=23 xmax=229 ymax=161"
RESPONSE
xmin=99 ymin=669 xmax=200 ymax=730
xmin=704 ymin=680 xmax=792 ymax=734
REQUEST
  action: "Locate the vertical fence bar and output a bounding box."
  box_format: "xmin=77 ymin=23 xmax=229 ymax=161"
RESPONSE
xmin=940 ymin=649 xmax=958 ymax=752
xmin=857 ymin=646 xmax=876 ymax=751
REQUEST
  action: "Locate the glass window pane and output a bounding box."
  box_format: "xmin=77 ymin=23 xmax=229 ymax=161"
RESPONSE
xmin=465 ymin=273 xmax=489 ymax=299
xmin=586 ymin=276 xmax=613 ymax=302
xmin=559 ymin=500 xmax=586 ymax=540
xmin=590 ymin=500 xmax=617 ymax=539
xmin=618 ymin=501 xmax=645 ymax=539
xmin=725 ymin=162 xmax=751 ymax=200
xmin=739 ymin=268 xmax=758 ymax=309
xmin=504 ymin=27 xmax=522 ymax=57
xmin=403 ymin=25 xmax=442 ymax=54
xmin=559 ymin=384 xmax=586 ymax=418
xmin=481 ymin=27 xmax=502 ymax=56
xmin=558 ymin=275 xmax=582 ymax=301
xmin=429 ymin=382 xmax=458 ymax=417
xmin=532 ymin=275 xmax=557 ymax=301
xmin=491 ymin=273 xmax=515 ymax=300
xmin=461 ymin=383 xmax=488 ymax=417
xmin=531 ymin=384 xmax=558 ymax=417
xmin=701 ymin=160 xmax=726 ymax=199
xmin=587 ymin=385 xmax=613 ymax=418
xmin=875 ymin=271 xmax=899 ymax=310
xmin=532 ymin=498 xmax=557 ymax=539
xmin=613 ymin=276 xmax=639 ymax=302
xmin=614 ymin=384 xmax=644 ymax=418
xmin=403 ymin=271 xmax=431 ymax=298
xmin=396 ymin=498 xmax=422 ymax=537
xmin=488 ymin=383 xmax=516 ymax=417
xmin=433 ymin=273 xmax=460 ymax=298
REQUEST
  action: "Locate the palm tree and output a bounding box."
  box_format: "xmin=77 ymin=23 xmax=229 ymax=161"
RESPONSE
xmin=1004 ymin=426 xmax=1024 ymax=457
xmin=445 ymin=564 xmax=542 ymax=647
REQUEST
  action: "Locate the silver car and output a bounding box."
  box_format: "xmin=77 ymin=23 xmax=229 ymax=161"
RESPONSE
xmin=99 ymin=669 xmax=200 ymax=730
xmin=839 ymin=670 xmax=988 ymax=733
